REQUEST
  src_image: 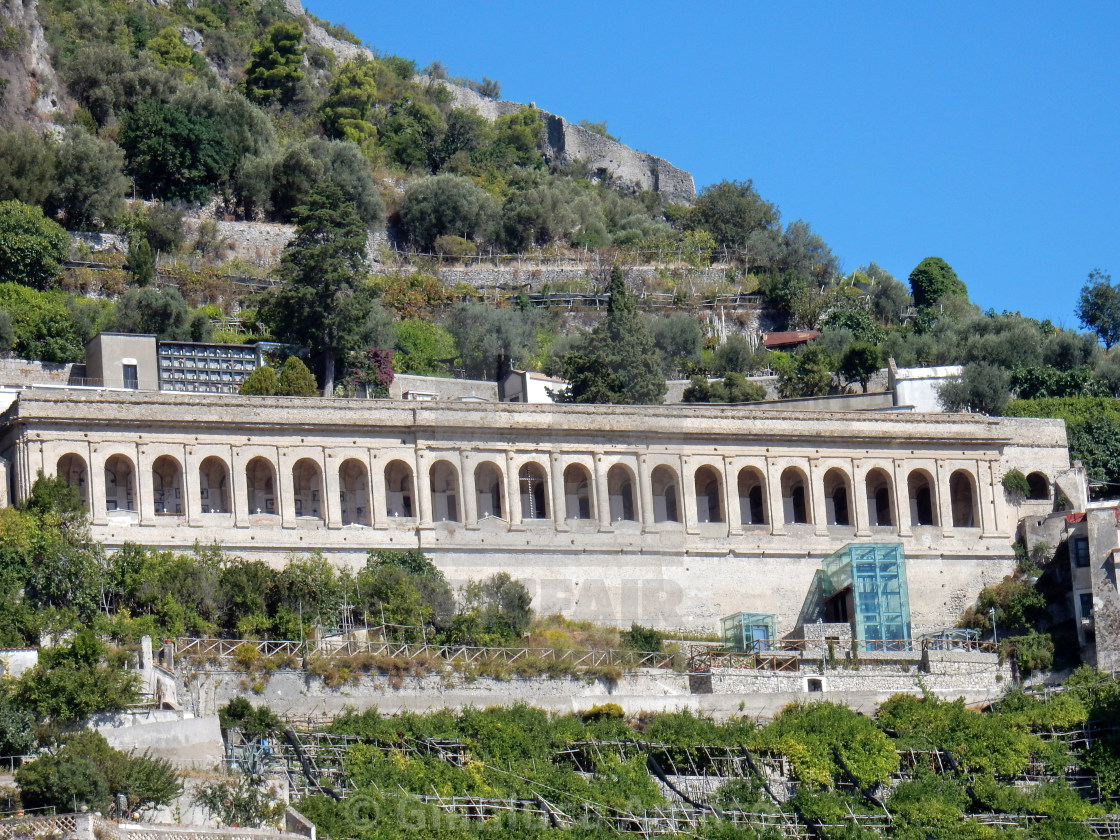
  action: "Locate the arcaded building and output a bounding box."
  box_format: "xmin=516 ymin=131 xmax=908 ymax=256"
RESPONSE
xmin=1 ymin=388 xmax=1082 ymax=636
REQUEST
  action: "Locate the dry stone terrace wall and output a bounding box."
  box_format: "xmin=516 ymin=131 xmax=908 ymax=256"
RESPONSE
xmin=0 ymin=389 xmax=1077 ymax=633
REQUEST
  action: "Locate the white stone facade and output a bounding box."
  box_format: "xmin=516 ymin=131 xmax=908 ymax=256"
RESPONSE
xmin=0 ymin=389 xmax=1079 ymax=634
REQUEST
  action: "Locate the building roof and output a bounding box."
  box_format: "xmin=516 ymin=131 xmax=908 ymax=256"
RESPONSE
xmin=762 ymin=330 xmax=821 ymax=349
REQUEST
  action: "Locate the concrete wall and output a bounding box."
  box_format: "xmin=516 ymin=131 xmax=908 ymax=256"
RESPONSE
xmin=86 ymin=334 xmax=159 ymax=390
xmin=0 ymin=358 xmax=78 ymax=387
xmin=389 ymin=374 xmax=497 ymax=402
xmin=0 ymin=648 xmax=37 ymax=677
xmin=889 ymin=363 xmax=962 ymax=412
xmin=91 ymin=710 xmax=223 ymax=767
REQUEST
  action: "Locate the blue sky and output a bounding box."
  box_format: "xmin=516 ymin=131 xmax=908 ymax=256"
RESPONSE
xmin=305 ymin=1 xmax=1119 ymax=327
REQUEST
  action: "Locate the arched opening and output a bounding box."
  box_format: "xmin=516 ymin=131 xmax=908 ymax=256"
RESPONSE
xmin=607 ymin=464 xmax=637 ymax=522
xmin=651 ymin=465 xmax=680 ymax=523
xmin=339 ymin=459 xmax=370 ymax=525
xmin=737 ymin=467 xmax=766 ymax=525
xmin=293 ymin=458 xmax=324 ymax=519
xmin=104 ymin=454 xmax=136 ymax=512
xmin=384 ymin=460 xmax=414 ymax=518
xmin=694 ymin=466 xmax=723 ymax=523
xmin=823 ymin=468 xmax=852 ymax=527
xmin=1027 ymin=471 xmax=1050 ymax=501
xmin=907 ymin=470 xmax=937 ymax=526
xmin=865 ymin=469 xmax=893 ymax=527
xmin=198 ymin=456 xmax=230 ymax=513
xmin=781 ymin=467 xmax=810 ymax=524
xmin=429 ymin=460 xmax=460 ymax=522
xmin=475 ymin=462 xmax=505 ymax=519
xmin=152 ymin=455 xmax=183 ymax=516
xmin=519 ymin=462 xmax=549 ymax=519
xmin=57 ymin=453 xmax=89 ymax=511
xmin=245 ymin=456 xmax=276 ymax=515
xmin=950 ymin=470 xmax=979 ymax=528
xmin=563 ymin=464 xmax=592 ymax=520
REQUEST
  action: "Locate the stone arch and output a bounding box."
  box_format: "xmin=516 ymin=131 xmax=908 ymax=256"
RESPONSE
xmin=651 ymin=465 xmax=680 ymax=523
xmin=1027 ymin=471 xmax=1050 ymax=501
xmin=563 ymin=464 xmax=592 ymax=520
xmin=56 ymin=453 xmax=89 ymax=511
xmin=865 ymin=468 xmax=893 ymax=527
xmin=781 ymin=467 xmax=810 ymax=525
xmin=822 ymin=468 xmax=852 ymax=527
xmin=246 ymin=456 xmax=277 ymax=515
xmin=950 ymin=469 xmax=979 ymax=528
xmin=429 ymin=460 xmax=460 ymax=522
xmin=737 ymin=467 xmax=766 ymax=526
xmin=519 ymin=462 xmax=549 ymax=520
xmin=152 ymin=455 xmax=183 ymax=516
xmin=907 ymin=469 xmax=937 ymax=526
xmin=293 ymin=458 xmax=324 ymax=519
xmin=339 ymin=459 xmax=370 ymax=525
xmin=198 ymin=456 xmax=230 ymax=514
xmin=384 ymin=460 xmax=414 ymax=518
xmin=694 ymin=465 xmax=724 ymax=523
xmin=475 ymin=462 xmax=505 ymax=519
xmin=607 ymin=464 xmax=638 ymax=522
xmin=104 ymin=453 xmax=136 ymax=512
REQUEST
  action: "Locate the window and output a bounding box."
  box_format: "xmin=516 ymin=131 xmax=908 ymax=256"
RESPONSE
xmin=123 ymin=364 xmax=139 ymax=389
xmin=1072 ymin=537 xmax=1090 ymax=568
xmin=1080 ymin=592 xmax=1094 ymax=620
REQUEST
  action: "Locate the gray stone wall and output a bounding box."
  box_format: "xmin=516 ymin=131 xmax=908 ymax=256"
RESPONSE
xmin=0 ymin=358 xmax=77 ymax=387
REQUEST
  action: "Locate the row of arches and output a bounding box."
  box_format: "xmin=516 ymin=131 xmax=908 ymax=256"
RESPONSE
xmin=55 ymin=451 xmax=1039 ymax=532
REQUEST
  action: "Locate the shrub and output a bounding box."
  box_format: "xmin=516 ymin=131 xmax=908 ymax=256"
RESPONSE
xmin=1002 ymin=468 xmax=1031 ymax=499
xmin=624 ymin=623 xmax=663 ymax=652
xmin=240 ymin=365 xmax=279 ymax=395
xmin=277 ymin=356 xmax=318 ymax=396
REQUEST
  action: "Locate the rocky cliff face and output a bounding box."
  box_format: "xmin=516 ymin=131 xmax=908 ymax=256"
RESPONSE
xmin=0 ymin=0 xmax=64 ymax=129
xmin=442 ymin=82 xmax=696 ymax=204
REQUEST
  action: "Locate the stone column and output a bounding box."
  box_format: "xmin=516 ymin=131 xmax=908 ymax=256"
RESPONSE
xmin=935 ymin=459 xmax=954 ymax=536
xmin=459 ymin=451 xmax=478 ymax=528
xmin=277 ymin=449 xmax=296 ymax=529
xmin=764 ymin=458 xmax=785 ymax=535
xmin=323 ymin=449 xmax=343 ymax=529
xmin=977 ymin=459 xmax=1001 ymax=538
xmin=90 ymin=446 xmax=108 ymax=526
xmin=414 ymin=448 xmax=433 ymax=528
xmin=593 ymin=452 xmax=611 ymax=530
xmin=368 ymin=451 xmax=387 ymax=530
xmin=723 ymin=456 xmax=740 ymax=536
xmin=892 ymin=459 xmax=912 ymax=537
xmin=852 ymin=459 xmax=872 ymax=537
xmin=231 ymin=445 xmax=249 ymax=529
xmin=137 ymin=444 xmax=154 ymax=525
xmin=505 ymin=450 xmax=522 ymax=527
xmin=808 ymin=457 xmax=828 ymax=536
xmin=638 ymin=455 xmax=656 ymax=532
xmin=679 ymin=454 xmax=698 ymax=535
xmin=550 ymin=452 xmax=568 ymax=531
xmin=180 ymin=445 xmax=197 ymax=526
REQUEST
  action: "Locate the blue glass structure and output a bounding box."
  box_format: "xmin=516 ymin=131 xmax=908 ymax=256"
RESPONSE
xmin=821 ymin=543 xmax=912 ymax=646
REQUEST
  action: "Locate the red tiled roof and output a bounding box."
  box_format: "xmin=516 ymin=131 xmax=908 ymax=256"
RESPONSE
xmin=763 ymin=330 xmax=821 ymax=349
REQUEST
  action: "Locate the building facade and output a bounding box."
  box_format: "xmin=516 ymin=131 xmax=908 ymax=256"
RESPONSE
xmin=1 ymin=389 xmax=1083 ymax=635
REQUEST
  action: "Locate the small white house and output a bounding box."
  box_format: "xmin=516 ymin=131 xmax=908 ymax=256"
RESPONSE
xmin=499 ymin=370 xmax=569 ymax=403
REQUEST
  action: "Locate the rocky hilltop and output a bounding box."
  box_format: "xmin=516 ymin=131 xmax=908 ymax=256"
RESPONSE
xmin=0 ymin=0 xmax=63 ymax=129
xmin=283 ymin=0 xmax=695 ymax=203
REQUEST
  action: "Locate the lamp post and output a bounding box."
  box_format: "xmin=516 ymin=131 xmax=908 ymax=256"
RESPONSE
xmin=990 ymin=607 xmax=998 ymax=645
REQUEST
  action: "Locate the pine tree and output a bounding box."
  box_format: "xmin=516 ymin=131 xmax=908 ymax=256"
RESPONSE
xmin=239 ymin=365 xmax=278 ymax=396
xmin=559 ymin=266 xmax=666 ymax=404
xmin=277 ymin=356 xmax=318 ymax=396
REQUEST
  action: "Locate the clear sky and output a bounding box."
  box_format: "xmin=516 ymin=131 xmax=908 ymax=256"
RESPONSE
xmin=304 ymin=0 xmax=1119 ymax=327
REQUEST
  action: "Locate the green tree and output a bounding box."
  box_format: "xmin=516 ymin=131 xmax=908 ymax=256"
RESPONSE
xmin=0 ymin=127 xmax=58 ymax=207
xmin=650 ymin=313 xmax=702 ymax=375
xmin=685 ymin=179 xmax=779 ymax=252
xmin=909 ymin=256 xmax=967 ymax=309
xmin=0 ymin=283 xmax=84 ymax=362
xmin=445 ymin=303 xmax=538 ymax=380
xmin=239 ymin=364 xmax=278 ymax=395
xmin=776 ymin=345 xmax=835 ymax=398
xmin=393 ymin=319 xmax=457 ymax=376
xmin=277 ymin=356 xmax=318 ymax=396
xmin=243 ymin=23 xmax=305 ymax=107
xmin=1076 ymin=269 xmax=1120 ymax=348
xmin=260 ymin=183 xmax=370 ymax=394
xmin=839 ymin=341 xmax=882 ymax=392
xmin=559 ymin=267 xmax=667 ymax=404
xmin=111 ymin=287 xmax=211 ymax=341
xmin=0 ymin=200 xmax=69 ymax=290
xmin=319 ymin=58 xmax=378 ymax=144
xmin=50 ymin=129 xmax=129 ymax=229
xmin=380 ymin=97 xmax=445 ymax=171
xmin=938 ymin=362 xmax=1011 ymax=415
xmin=15 ymin=633 xmax=138 ymax=724
xmin=127 ymin=235 xmax=155 ymax=285
xmin=119 ymin=100 xmax=232 ymax=203
xmin=398 ymin=174 xmax=497 ymax=250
